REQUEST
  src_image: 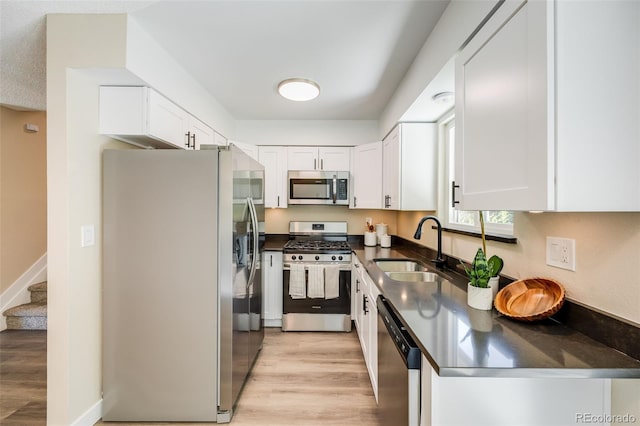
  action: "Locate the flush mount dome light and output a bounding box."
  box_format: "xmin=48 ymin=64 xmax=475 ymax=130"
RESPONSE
xmin=432 ymin=91 xmax=454 ymax=104
xmin=278 ymin=78 xmax=320 ymax=101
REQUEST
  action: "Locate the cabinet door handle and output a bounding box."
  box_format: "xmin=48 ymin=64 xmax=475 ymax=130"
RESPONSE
xmin=191 ymin=133 xmax=196 ymax=149
xmin=384 ymin=195 xmax=391 ymax=208
xmin=321 ymin=158 xmax=324 ymax=170
xmin=185 ymin=131 xmax=191 ymax=149
xmin=363 ymin=294 xmax=368 ymax=315
xmin=356 ymin=278 xmax=360 ymax=292
xmin=353 ymin=196 xmax=357 ymax=208
xmin=270 ymin=255 xmax=273 ymax=267
xmin=277 ymin=195 xmax=280 ymax=207
xmin=314 ymin=159 xmax=317 ymax=170
xmin=451 ymin=181 xmax=460 ymax=208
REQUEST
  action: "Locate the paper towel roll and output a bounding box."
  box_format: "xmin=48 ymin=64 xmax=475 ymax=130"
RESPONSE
xmin=364 ymin=231 xmax=377 ymax=246
xmin=375 ymin=223 xmax=388 ymax=244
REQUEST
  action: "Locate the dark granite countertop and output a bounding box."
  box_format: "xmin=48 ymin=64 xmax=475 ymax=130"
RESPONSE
xmin=353 ymin=244 xmax=640 ymax=379
xmin=263 ymin=234 xmax=288 ymax=251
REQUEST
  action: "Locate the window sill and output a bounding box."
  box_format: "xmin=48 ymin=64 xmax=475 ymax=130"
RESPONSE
xmin=433 ymin=226 xmax=517 ymax=244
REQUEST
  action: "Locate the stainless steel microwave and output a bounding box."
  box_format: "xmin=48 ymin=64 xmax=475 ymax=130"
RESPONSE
xmin=288 ymin=171 xmax=349 ymax=205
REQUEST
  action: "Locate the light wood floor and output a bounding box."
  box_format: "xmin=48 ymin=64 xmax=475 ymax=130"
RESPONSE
xmin=1 ymin=327 xmax=379 ymax=425
xmin=0 ymin=330 xmax=47 ymax=425
xmin=229 ymin=328 xmax=379 ymax=425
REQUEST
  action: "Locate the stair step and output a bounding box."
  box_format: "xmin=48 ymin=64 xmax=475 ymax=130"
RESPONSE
xmin=28 ymin=281 xmax=47 ymax=303
xmin=3 ymin=303 xmax=47 ymax=330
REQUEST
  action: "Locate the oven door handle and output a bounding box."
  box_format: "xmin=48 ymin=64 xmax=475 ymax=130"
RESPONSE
xmin=283 ymin=263 xmax=351 ymax=271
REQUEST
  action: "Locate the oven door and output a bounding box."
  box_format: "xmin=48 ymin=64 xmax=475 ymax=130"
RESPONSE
xmin=282 ymin=263 xmax=351 ymax=314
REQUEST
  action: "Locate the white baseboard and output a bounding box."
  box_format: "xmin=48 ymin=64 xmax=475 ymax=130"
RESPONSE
xmin=0 ymin=253 xmax=47 ymax=331
xmin=70 ymin=398 xmax=103 ymax=426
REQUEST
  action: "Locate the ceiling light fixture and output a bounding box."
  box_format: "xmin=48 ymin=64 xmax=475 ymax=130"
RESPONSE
xmin=432 ymin=91 xmax=454 ymax=104
xmin=278 ymin=78 xmax=320 ymax=102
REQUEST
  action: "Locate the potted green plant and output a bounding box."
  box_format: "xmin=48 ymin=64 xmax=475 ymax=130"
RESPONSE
xmin=461 ymin=212 xmax=504 ymax=310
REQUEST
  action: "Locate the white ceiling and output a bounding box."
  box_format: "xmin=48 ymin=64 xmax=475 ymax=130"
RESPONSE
xmin=0 ymin=0 xmax=451 ymax=120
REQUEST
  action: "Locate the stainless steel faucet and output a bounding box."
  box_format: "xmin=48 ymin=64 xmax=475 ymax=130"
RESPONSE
xmin=413 ymin=215 xmax=446 ymax=268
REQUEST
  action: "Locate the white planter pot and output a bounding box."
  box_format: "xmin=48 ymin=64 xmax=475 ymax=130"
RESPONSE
xmin=488 ymin=276 xmax=500 ymax=299
xmin=467 ymin=283 xmax=494 ymax=310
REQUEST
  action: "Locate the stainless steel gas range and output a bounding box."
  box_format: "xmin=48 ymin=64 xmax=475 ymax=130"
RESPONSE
xmin=282 ymin=221 xmax=352 ymax=332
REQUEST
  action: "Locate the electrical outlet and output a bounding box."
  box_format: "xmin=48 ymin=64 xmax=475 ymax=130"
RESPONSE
xmin=546 ymin=237 xmax=575 ymax=271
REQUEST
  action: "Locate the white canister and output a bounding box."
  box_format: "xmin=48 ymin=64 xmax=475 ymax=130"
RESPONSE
xmin=364 ymin=231 xmax=377 ymax=247
xmin=375 ymin=223 xmax=388 ymax=244
xmin=380 ymin=234 xmax=391 ymax=248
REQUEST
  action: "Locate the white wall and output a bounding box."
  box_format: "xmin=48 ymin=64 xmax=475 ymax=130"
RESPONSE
xmin=236 ymin=119 xmax=379 ymax=146
xmin=379 ymin=0 xmax=499 ymax=137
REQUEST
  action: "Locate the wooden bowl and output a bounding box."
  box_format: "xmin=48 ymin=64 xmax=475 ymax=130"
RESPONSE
xmin=494 ymin=278 xmax=565 ymax=322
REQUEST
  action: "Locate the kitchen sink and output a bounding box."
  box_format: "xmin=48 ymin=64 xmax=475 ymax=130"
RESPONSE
xmin=385 ymin=271 xmax=440 ymax=282
xmin=374 ymin=259 xmax=427 ymax=272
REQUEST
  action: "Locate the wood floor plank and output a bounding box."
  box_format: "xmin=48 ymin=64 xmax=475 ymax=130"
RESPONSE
xmin=0 ymin=330 xmax=47 ymax=424
xmin=1 ymin=327 xmax=380 ymax=425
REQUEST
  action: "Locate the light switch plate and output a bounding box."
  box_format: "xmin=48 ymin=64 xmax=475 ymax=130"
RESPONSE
xmin=546 ymin=237 xmax=575 ymax=271
xmin=81 ymin=225 xmax=95 ymax=247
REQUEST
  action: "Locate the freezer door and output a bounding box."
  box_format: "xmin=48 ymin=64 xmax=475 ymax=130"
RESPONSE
xmin=218 ymin=145 xmax=265 ymax=416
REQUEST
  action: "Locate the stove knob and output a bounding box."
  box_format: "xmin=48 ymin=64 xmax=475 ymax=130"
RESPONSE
xmin=338 ymin=256 xmax=343 ymax=261
xmin=331 ymin=255 xmax=336 ymax=261
xmin=299 ymin=255 xmax=304 ymax=260
xmin=292 ymin=255 xmax=297 ymax=260
xmin=315 ymin=255 xmax=320 ymax=261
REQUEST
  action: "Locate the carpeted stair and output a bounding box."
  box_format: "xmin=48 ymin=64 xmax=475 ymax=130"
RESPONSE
xmin=3 ymin=281 xmax=47 ymax=330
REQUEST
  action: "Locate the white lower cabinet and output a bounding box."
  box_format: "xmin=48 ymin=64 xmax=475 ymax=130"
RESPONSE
xmin=420 ymin=354 xmax=611 ymax=425
xmin=352 ymin=255 xmax=380 ymax=401
xmin=262 ymin=251 xmax=283 ymax=327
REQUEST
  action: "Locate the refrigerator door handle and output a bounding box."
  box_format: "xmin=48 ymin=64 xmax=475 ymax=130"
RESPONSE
xmin=246 ymin=198 xmax=259 ymax=287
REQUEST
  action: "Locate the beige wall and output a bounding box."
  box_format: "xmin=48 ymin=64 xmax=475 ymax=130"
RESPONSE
xmin=0 ymin=107 xmax=47 ymax=294
xmin=398 ymin=211 xmax=640 ymax=326
xmin=265 ymin=205 xmax=397 ymax=235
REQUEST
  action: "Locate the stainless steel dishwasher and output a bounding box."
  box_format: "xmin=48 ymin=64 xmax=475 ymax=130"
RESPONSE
xmin=377 ymin=295 xmax=421 ymax=426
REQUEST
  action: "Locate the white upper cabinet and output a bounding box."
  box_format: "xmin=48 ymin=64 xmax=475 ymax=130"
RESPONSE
xmin=351 ymin=142 xmax=383 ymax=209
xmin=455 ymin=0 xmax=639 ymax=211
xmin=382 ymin=123 xmax=437 ymax=211
xmin=99 ymin=86 xmax=216 ymax=150
xmin=286 ymin=146 xmax=351 ymax=171
xmin=258 ymin=146 xmax=288 ymax=208
xmin=189 ymin=116 xmax=215 ymax=149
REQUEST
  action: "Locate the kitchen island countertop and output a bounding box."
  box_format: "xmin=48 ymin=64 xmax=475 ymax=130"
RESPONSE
xmin=353 ymin=245 xmax=640 ymax=379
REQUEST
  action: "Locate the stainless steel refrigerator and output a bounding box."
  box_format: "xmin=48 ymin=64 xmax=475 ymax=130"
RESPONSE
xmin=102 ymin=145 xmax=264 ymax=422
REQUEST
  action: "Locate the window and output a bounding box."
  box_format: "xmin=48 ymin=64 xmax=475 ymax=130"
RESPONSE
xmin=440 ymin=112 xmax=514 ymax=237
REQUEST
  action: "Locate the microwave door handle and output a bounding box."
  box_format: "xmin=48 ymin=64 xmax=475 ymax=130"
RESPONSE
xmin=332 ymin=175 xmax=337 ymax=204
